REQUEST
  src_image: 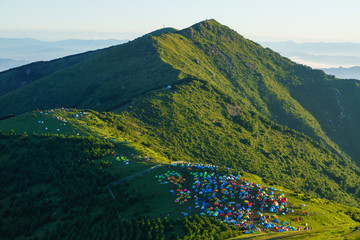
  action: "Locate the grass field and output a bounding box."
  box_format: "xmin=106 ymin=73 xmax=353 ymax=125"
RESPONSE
xmin=231 ymin=224 xmax=360 ymax=239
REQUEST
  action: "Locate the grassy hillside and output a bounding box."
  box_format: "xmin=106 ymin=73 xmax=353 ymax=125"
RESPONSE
xmin=3 ymin=78 xmax=359 ymax=208
xmin=0 ymin=20 xmax=359 ymax=166
xmin=109 ymin=79 xmax=360 ymax=207
xmin=151 ymin=20 xmax=360 ymax=165
xmin=289 ymin=77 xmax=360 ymax=167
xmin=0 ymin=35 xmax=180 ymax=116
xmin=154 ymin=20 xmax=329 ymax=142
xmin=0 ymin=131 xmax=359 ymax=240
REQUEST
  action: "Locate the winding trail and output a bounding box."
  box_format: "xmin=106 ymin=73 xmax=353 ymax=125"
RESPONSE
xmin=113 ymin=164 xmax=164 ymax=185
xmin=112 ymin=161 xmax=187 ymax=185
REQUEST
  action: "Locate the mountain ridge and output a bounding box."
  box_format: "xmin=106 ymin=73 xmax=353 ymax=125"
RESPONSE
xmin=1 ymin=19 xmax=360 ymax=165
xmin=0 ymin=37 xmax=128 ymax=71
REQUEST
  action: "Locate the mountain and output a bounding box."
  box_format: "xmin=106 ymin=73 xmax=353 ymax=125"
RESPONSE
xmin=259 ymin=41 xmax=360 ymax=68
xmin=0 ymin=38 xmax=127 ymax=71
xmin=1 ymin=19 xmax=360 ymax=239
xmin=1 ymin=20 xmax=360 ymax=166
xmin=321 ymin=66 xmax=360 ymax=80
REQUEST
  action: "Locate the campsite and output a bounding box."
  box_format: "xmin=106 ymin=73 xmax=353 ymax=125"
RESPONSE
xmin=1 ymin=107 xmax=360 ymax=239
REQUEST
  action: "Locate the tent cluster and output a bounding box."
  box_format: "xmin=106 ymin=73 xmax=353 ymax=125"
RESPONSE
xmin=75 ymin=111 xmax=88 ymax=119
xmin=102 ymin=135 xmax=117 ymax=141
xmin=156 ymin=163 xmax=305 ymax=233
xmin=39 ymin=109 xmax=54 ymax=114
xmin=156 ymin=171 xmax=184 ymax=185
xmin=112 ymin=150 xmax=130 ymax=164
xmin=39 ymin=108 xmax=71 ymax=114
xmin=37 ymin=109 xmax=66 ymax=132
xmin=135 ymin=155 xmax=151 ymax=162
xmin=260 ymin=220 xmax=297 ymax=231
xmin=35 ymin=108 xmax=89 ymax=134
xmin=171 ymin=163 xmax=230 ymax=171
xmin=56 ymin=116 xmax=67 ymax=123
xmin=39 ymin=108 xmax=67 ymax=123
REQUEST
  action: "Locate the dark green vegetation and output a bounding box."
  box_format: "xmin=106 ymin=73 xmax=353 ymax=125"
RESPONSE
xmin=0 ymin=131 xmax=359 ymax=240
xmin=1 ymin=19 xmax=360 ymax=239
xmin=0 ymin=132 xmax=113 ymax=239
xmin=1 ymin=131 xmax=359 ymax=240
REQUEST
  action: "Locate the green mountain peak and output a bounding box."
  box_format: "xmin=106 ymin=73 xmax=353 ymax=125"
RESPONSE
xmin=146 ymin=27 xmax=179 ymax=37
xmin=1 ymin=20 xmax=360 ymax=167
xmin=1 ymin=19 xmax=360 ymax=205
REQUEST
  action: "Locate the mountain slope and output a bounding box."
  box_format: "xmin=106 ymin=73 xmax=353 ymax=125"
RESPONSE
xmin=151 ymin=20 xmax=360 ymax=165
xmin=112 ymin=79 xmax=360 ymax=207
xmin=0 ymin=49 xmax=102 ymax=97
xmin=1 ymin=20 xmax=360 ymax=203
xmin=153 ymin=21 xmax=332 ymax=143
xmin=0 ymin=35 xmax=180 ymax=115
xmin=0 ymin=130 xmax=359 ymax=240
xmin=3 ymin=80 xmax=360 ymax=208
xmin=2 ymin=19 xmax=359 ymax=166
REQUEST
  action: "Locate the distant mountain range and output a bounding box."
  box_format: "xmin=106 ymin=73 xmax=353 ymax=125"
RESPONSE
xmin=260 ymin=41 xmax=360 ymax=79
xmin=321 ymin=66 xmax=360 ymax=80
xmin=259 ymin=41 xmax=360 ymax=57
xmin=0 ymin=38 xmax=127 ymax=71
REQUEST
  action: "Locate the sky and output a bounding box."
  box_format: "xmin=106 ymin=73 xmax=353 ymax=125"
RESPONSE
xmin=1 ymin=0 xmax=360 ymax=43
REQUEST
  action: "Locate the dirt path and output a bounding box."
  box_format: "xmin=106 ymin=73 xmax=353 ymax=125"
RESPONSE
xmin=113 ymin=164 xmax=163 ymax=185
xmin=112 ymin=161 xmax=189 ymax=185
